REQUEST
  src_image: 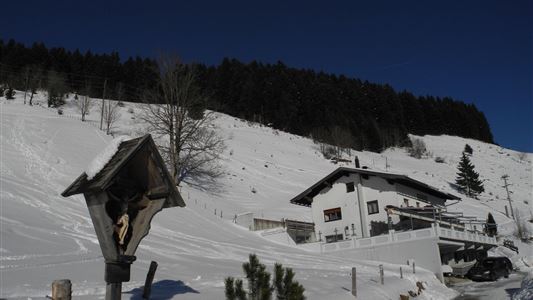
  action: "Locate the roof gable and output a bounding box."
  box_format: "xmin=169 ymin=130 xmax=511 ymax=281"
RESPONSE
xmin=290 ymin=167 xmax=460 ymax=207
xmin=62 ymin=135 xmax=185 ymax=208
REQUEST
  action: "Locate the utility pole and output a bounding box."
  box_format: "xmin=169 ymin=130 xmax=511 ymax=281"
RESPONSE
xmin=501 ymin=175 xmax=514 ymax=220
xmin=100 ymin=78 xmax=107 ymax=130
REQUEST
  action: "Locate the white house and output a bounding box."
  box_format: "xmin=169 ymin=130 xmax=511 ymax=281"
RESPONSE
xmin=287 ymin=167 xmax=497 ymax=281
xmin=290 ymin=167 xmax=460 ymax=242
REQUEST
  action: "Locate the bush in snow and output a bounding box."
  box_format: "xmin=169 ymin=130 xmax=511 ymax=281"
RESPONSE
xmin=435 ymin=156 xmax=445 ymax=163
xmin=4 ymin=87 xmax=15 ymax=99
xmin=408 ymin=138 xmax=427 ymax=159
xmin=225 ymin=254 xmax=305 ymax=300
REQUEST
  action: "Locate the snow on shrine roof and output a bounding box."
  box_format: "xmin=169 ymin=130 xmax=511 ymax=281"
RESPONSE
xmin=61 ymin=134 xmax=185 ymax=208
xmin=290 ymin=167 xmax=460 ymax=207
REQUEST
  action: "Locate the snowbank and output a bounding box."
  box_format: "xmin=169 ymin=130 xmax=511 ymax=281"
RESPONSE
xmin=85 ymin=135 xmax=131 ymax=179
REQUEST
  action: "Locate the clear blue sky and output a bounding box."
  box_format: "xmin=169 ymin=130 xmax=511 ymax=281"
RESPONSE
xmin=2 ymin=0 xmax=532 ymax=151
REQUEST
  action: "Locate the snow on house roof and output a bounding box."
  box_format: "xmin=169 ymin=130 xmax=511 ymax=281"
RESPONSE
xmin=290 ymin=167 xmax=460 ymax=207
xmin=86 ymin=135 xmax=131 ymax=180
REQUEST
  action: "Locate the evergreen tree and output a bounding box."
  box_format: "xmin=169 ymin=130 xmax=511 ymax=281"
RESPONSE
xmin=46 ymin=70 xmax=67 ymax=107
xmin=225 ymin=255 xmax=305 ymax=300
xmin=455 ymin=153 xmax=484 ymax=198
xmin=243 ymin=254 xmax=272 ymax=300
xmin=273 ymin=263 xmax=305 ymax=300
xmin=464 ymin=144 xmax=473 ymax=155
xmin=485 ymin=212 xmax=497 ymax=237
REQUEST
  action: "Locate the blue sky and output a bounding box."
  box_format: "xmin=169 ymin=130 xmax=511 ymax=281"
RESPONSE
xmin=2 ymin=0 xmax=532 ymax=151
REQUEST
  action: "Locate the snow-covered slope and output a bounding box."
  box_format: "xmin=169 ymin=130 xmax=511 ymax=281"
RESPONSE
xmin=1 ymin=91 xmax=531 ymax=299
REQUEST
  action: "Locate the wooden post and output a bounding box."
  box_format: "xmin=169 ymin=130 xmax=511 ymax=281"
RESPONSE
xmin=106 ymin=282 xmax=121 ymax=300
xmin=52 ymin=279 xmax=72 ymax=300
xmin=504 ymin=205 xmax=509 ymax=218
xmin=379 ymin=264 xmax=384 ymax=285
xmin=412 ymin=260 xmax=416 ymax=274
xmin=400 ymin=266 xmax=403 ymax=279
xmin=142 ymin=261 xmax=158 ymax=299
xmin=351 ymin=267 xmax=356 ymax=297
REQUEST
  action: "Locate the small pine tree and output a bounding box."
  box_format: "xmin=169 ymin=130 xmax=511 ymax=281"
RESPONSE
xmin=273 ymin=263 xmax=305 ymax=300
xmin=455 ymin=153 xmax=484 ymax=198
xmin=464 ymin=144 xmax=473 ymax=155
xmin=485 ymin=213 xmax=497 ymax=237
xmin=225 ymin=255 xmax=305 ymax=300
xmin=243 ymin=254 xmax=272 ymax=300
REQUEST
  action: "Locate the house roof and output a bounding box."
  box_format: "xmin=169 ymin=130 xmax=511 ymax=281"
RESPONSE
xmin=61 ymin=134 xmax=185 ymax=208
xmin=290 ymin=167 xmax=460 ymax=207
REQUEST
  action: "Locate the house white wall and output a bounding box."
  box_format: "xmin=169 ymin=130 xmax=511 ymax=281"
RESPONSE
xmin=311 ymin=173 xmax=449 ymax=241
xmin=358 ymin=175 xmax=400 ymax=237
xmin=312 ymin=174 xmax=361 ymax=241
xmin=327 ymin=235 xmax=445 ymax=283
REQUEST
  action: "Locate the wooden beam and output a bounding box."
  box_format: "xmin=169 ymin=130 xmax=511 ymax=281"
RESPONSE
xmin=146 ymin=186 xmax=169 ymax=200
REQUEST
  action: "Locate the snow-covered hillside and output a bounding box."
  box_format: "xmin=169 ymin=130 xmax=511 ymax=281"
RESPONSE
xmin=1 ymin=91 xmax=531 ymax=299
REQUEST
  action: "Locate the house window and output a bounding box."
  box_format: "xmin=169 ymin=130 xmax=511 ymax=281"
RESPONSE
xmin=367 ymin=200 xmax=379 ymax=215
xmin=325 ymin=234 xmax=344 ymax=243
xmin=324 ymin=207 xmax=342 ymax=222
xmin=416 ymin=202 xmax=420 ymax=208
xmin=346 ymin=182 xmax=355 ymax=193
xmin=403 ymin=198 xmax=409 ymax=207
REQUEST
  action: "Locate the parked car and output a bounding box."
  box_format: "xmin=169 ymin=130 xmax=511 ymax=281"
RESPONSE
xmin=467 ymin=257 xmax=512 ymax=281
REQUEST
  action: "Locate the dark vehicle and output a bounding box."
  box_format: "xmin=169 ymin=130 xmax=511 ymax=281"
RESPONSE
xmin=467 ymin=257 xmax=513 ymax=281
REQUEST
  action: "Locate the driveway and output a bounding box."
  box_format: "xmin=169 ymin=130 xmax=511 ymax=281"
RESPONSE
xmin=451 ymin=272 xmax=527 ymax=300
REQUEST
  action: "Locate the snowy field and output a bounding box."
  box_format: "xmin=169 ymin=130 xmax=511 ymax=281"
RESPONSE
xmin=1 ymin=91 xmax=532 ymax=299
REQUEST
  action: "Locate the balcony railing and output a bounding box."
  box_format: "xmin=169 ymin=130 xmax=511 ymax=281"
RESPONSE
xmin=319 ymin=223 xmax=497 ymax=253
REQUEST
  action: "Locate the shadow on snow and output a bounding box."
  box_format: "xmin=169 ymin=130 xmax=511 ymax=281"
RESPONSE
xmin=125 ymin=279 xmax=200 ymax=299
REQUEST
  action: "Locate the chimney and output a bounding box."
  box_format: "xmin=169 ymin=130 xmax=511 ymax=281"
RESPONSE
xmin=354 ymin=156 xmax=360 ymax=168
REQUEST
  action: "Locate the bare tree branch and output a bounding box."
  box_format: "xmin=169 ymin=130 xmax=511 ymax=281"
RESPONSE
xmin=139 ymin=55 xmax=225 ymax=186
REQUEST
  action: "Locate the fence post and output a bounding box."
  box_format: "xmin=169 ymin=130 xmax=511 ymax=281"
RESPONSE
xmin=142 ymin=261 xmax=158 ymax=299
xmin=400 ymin=267 xmax=403 ymax=279
xmin=412 ymin=260 xmax=416 ymax=274
xmin=379 ymin=264 xmax=384 ymax=285
xmin=351 ymin=267 xmax=357 ymax=297
xmin=52 ymin=279 xmax=72 ymax=300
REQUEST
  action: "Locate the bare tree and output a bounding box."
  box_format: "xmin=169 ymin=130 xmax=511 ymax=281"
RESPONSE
xmin=75 ymin=82 xmax=93 ymax=121
xmin=102 ymin=100 xmax=120 ymax=135
xmin=140 ymin=56 xmax=225 ymax=186
xmin=408 ymin=138 xmax=427 ymax=159
xmin=27 ymin=66 xmax=43 ymax=106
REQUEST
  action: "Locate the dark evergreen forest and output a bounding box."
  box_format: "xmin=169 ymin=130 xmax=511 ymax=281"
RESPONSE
xmin=0 ymin=39 xmax=493 ymax=152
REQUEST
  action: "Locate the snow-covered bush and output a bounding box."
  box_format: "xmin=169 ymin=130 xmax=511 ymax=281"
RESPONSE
xmin=408 ymin=138 xmax=427 ymax=159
